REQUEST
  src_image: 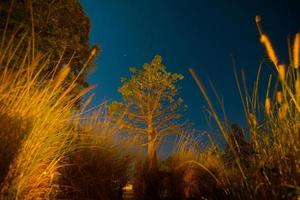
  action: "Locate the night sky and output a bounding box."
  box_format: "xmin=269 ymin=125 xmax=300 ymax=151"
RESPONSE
xmin=80 ymin=0 xmax=299 ymax=148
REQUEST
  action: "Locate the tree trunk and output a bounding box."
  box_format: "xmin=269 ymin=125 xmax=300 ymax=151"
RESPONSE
xmin=147 ymin=133 xmax=157 ymax=170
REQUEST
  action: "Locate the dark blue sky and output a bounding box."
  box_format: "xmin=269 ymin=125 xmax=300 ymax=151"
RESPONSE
xmin=80 ymin=0 xmax=299 ymax=144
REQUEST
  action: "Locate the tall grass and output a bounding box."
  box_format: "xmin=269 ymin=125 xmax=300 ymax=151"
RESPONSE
xmin=188 ymin=17 xmax=300 ymax=199
xmin=1 ymin=10 xmax=299 ymax=200
xmin=168 ymin=134 xmax=228 ymax=199
xmin=0 ymin=35 xmax=86 ymax=198
xmin=0 ymin=30 xmax=137 ymax=200
xmin=59 ymin=108 xmax=135 ymax=200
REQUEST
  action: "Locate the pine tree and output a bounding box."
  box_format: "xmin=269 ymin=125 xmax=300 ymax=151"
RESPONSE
xmin=110 ymin=55 xmax=185 ymax=168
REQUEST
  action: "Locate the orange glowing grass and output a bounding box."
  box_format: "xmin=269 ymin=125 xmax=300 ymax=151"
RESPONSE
xmin=293 ymin=33 xmax=300 ymax=69
xmin=260 ymin=34 xmax=279 ymax=67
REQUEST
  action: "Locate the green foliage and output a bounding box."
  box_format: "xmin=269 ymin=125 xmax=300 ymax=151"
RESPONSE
xmin=110 ymin=55 xmax=185 ymax=166
xmin=111 ymin=55 xmax=185 ymax=133
xmin=118 ymin=55 xmax=183 ymax=103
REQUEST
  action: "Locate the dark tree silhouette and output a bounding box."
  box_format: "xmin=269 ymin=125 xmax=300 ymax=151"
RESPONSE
xmin=0 ymin=0 xmax=99 ymax=96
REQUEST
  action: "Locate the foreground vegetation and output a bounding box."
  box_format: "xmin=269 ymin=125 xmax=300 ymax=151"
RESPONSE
xmin=0 ymin=3 xmax=299 ymax=199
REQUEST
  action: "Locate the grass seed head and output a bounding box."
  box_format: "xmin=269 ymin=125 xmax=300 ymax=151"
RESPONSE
xmin=276 ymin=91 xmax=283 ymax=104
xmin=265 ymin=97 xmax=272 ymax=115
xmin=293 ymin=33 xmax=300 ymax=69
xmin=278 ymin=103 xmax=289 ymax=119
xmin=248 ymin=113 xmax=257 ymax=127
xmin=278 ymin=64 xmax=285 ymax=82
xmin=54 ymin=65 xmax=71 ymax=89
xmin=260 ymin=34 xmax=279 ymax=66
xmin=255 ymin=15 xmax=261 ymax=24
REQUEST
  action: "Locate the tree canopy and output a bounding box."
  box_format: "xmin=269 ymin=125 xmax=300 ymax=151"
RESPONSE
xmin=0 ymin=0 xmax=99 ymax=95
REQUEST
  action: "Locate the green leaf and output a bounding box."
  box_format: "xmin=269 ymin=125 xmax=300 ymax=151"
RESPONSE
xmin=129 ymin=67 xmax=137 ymax=73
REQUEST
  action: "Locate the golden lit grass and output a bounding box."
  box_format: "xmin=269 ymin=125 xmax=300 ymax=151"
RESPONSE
xmin=0 ymin=62 xmax=78 ymax=199
xmin=188 ymin=17 xmax=300 ymax=199
xmin=174 ymin=137 xmax=226 ymax=183
xmin=252 ymin=20 xmax=300 ymax=196
xmin=162 ymin=133 xmax=229 ymax=199
xmin=293 ymin=33 xmax=299 ymax=69
xmin=59 ymin=108 xmax=135 ymax=199
xmin=0 ymin=57 xmax=135 ymax=199
xmin=1 ymin=11 xmax=298 ymax=200
xmin=0 ymin=33 xmax=93 ymax=198
xmin=0 ymin=26 xmax=135 ymax=199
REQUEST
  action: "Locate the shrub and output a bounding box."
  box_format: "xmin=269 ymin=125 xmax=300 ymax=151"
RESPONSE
xmin=58 ymin=110 xmax=134 ymax=200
